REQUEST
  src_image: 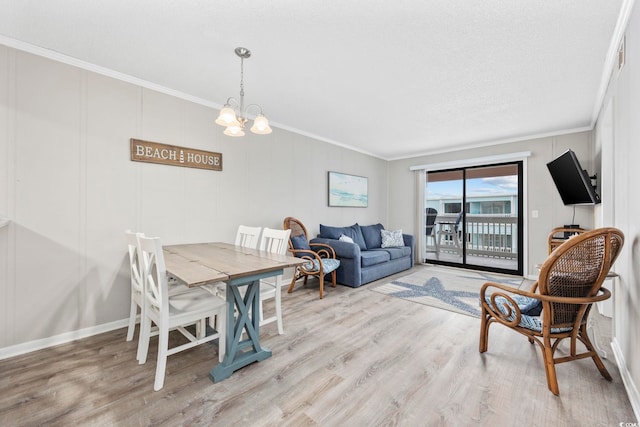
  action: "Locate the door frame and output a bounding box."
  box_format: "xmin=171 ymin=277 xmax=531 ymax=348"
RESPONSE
xmin=411 ymin=151 xmax=530 ymax=276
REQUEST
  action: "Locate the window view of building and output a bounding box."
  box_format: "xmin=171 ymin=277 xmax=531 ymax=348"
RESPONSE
xmin=425 ymin=164 xmax=521 ymax=273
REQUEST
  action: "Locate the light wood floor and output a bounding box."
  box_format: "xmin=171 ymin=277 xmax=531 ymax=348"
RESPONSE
xmin=0 ymin=266 xmax=635 ymax=426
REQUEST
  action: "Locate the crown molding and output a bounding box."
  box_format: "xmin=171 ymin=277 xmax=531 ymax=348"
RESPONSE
xmin=0 ymin=35 xmax=224 ymax=111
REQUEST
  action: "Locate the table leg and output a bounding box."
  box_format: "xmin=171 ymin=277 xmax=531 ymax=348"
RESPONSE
xmin=209 ymin=272 xmax=277 ymax=382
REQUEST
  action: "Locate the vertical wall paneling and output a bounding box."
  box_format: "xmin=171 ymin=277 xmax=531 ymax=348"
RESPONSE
xmin=14 ymin=52 xmax=84 ymax=342
xmin=78 ymin=68 xmax=88 ymax=326
xmin=0 ymin=46 xmax=388 ymax=351
xmin=0 ymin=45 xmax=12 ymax=348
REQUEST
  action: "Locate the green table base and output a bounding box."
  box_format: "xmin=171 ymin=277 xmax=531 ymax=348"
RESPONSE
xmin=210 ymin=270 xmax=281 ymax=382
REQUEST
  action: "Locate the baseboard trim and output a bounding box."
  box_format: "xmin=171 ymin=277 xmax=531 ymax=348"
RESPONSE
xmin=0 ymin=318 xmax=129 ymax=361
xmin=612 ymin=338 xmax=640 ymax=422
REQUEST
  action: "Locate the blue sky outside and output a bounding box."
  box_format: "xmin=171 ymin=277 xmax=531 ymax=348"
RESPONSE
xmin=427 ymin=176 xmax=518 ymax=199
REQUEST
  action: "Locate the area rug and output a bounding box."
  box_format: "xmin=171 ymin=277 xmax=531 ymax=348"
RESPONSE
xmin=371 ymin=266 xmax=525 ymax=318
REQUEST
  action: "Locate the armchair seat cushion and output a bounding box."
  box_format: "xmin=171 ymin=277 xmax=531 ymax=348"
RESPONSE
xmin=303 ymin=258 xmax=341 ymax=274
xmin=485 ymin=294 xmax=572 ymax=333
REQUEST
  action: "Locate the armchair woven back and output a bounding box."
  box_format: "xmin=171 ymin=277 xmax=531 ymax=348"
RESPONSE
xmin=538 ymin=227 xmax=624 ymax=327
xmin=283 ymin=217 xmax=308 ymax=241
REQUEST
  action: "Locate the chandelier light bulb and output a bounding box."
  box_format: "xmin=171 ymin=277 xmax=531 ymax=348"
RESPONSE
xmin=224 ymin=126 xmax=245 ymax=137
xmin=250 ymin=114 xmax=272 ymax=135
xmin=215 ymin=106 xmax=240 ymax=127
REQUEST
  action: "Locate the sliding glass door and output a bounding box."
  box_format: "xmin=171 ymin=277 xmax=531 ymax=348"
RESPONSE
xmin=424 ymin=162 xmax=523 ymax=275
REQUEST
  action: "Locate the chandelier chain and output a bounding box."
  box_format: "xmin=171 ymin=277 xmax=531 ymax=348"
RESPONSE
xmin=239 ymin=57 xmax=245 ymax=98
xmin=215 ymin=46 xmax=271 ymax=136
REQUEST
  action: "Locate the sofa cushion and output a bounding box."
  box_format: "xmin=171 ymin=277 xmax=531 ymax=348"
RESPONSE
xmin=360 ymin=250 xmax=390 ymax=267
xmin=370 ymin=246 xmax=411 ymax=260
xmin=350 ymin=224 xmax=368 ymax=250
xmin=381 ymin=229 xmax=404 ymax=248
xmin=319 ymin=224 xmax=350 ymax=240
xmin=360 ymin=223 xmax=385 ymax=249
xmin=320 ymin=223 xmax=367 ymax=250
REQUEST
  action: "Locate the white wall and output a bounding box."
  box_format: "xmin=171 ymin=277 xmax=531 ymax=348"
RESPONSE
xmin=387 ymin=132 xmax=596 ymax=277
xmin=0 ymin=46 xmax=389 ymax=351
xmin=596 ymin=0 xmax=640 ymax=415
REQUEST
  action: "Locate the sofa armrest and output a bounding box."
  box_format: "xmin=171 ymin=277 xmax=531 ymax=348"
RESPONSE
xmin=402 ymin=233 xmax=415 ymax=248
xmin=403 ymin=233 xmax=415 ymax=265
xmin=310 ymin=237 xmax=361 ymax=259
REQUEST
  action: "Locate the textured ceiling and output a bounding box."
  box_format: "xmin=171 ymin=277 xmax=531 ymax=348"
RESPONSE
xmin=0 ymin=1 xmax=626 ymax=159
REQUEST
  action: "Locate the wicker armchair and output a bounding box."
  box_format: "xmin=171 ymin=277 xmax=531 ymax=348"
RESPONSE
xmin=283 ymin=217 xmax=340 ymax=299
xmin=479 ymin=227 xmax=624 ymax=395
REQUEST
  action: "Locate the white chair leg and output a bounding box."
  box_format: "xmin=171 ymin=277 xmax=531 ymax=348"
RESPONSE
xmin=154 ymin=326 xmax=169 ymax=391
xmin=196 ymin=318 xmax=207 ymax=339
xmin=126 ymin=298 xmax=138 ymax=341
xmin=208 ymin=316 xmax=217 ymax=334
xmin=137 ymin=314 xmax=152 ymax=364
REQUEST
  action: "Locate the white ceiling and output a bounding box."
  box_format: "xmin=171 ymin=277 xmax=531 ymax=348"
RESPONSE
xmin=0 ymin=1 xmax=627 ymax=159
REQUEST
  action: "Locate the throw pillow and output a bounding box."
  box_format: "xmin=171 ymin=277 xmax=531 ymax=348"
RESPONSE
xmin=339 ymin=234 xmax=354 ymax=243
xmin=290 ymin=234 xmax=311 ymax=258
xmin=381 ymin=229 xmax=404 ymax=248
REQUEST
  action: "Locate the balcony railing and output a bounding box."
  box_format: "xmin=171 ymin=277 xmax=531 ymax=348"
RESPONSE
xmin=430 ymin=214 xmax=518 ymax=260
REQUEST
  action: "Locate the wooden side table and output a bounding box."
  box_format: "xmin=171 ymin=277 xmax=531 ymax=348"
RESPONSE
xmin=547 ymin=227 xmax=586 ymax=253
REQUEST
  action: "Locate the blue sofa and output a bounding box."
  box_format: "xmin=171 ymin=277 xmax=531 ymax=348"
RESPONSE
xmin=310 ymin=223 xmax=414 ymax=288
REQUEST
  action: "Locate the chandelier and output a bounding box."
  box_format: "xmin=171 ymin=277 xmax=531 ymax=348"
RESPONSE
xmin=215 ymin=47 xmax=272 ymax=137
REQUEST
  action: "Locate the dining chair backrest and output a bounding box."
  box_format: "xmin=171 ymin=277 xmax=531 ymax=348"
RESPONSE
xmin=259 ymin=228 xmax=291 ymax=255
xmin=425 ymin=208 xmax=438 ymax=236
xmin=235 ymin=225 xmax=262 ymax=249
xmin=138 ymin=235 xmax=169 ymax=322
xmin=125 ymin=229 xmax=145 ymax=343
xmin=125 ymin=230 xmax=144 ymax=298
xmin=257 ymin=227 xmax=291 ymax=335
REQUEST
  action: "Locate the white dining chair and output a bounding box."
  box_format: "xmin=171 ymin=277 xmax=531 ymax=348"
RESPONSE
xmin=207 ymin=225 xmax=263 ymax=299
xmin=235 ymin=225 xmax=262 ymax=249
xmin=257 ymin=228 xmax=291 ymax=334
xmin=125 ymin=230 xmax=191 ymax=359
xmin=136 ymin=235 xmax=226 ymax=391
xmin=125 ymin=230 xmax=145 ymax=343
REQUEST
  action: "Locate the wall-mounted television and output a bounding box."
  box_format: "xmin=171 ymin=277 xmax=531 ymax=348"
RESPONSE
xmin=546 ymin=149 xmax=600 ymax=205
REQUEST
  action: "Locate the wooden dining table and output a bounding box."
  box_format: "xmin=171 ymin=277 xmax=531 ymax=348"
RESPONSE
xmin=163 ymin=242 xmax=306 ymax=382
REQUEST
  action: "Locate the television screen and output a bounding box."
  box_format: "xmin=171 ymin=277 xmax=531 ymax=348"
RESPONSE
xmin=546 ymin=150 xmax=600 ymax=205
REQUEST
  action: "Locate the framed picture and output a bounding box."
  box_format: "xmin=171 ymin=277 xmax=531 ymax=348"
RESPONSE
xmin=328 ymin=171 xmax=368 ymax=207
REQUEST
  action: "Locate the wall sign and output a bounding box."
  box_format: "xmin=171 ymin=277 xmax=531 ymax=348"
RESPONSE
xmin=130 ymin=139 xmax=222 ymax=171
